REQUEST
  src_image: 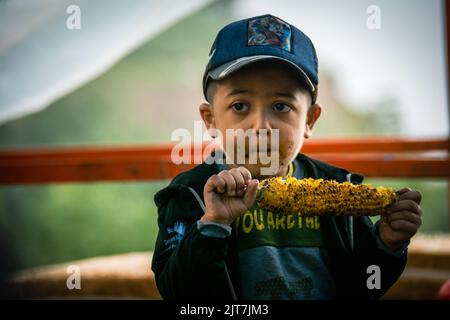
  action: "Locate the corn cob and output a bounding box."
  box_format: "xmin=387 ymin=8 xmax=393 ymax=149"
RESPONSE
xmin=256 ymin=177 xmax=397 ymax=216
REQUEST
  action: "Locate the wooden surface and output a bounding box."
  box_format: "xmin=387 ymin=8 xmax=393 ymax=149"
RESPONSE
xmin=383 ymin=234 xmax=450 ymax=300
xmin=3 ymin=253 xmax=161 ymax=299
xmin=3 ymin=235 xmax=449 ymax=300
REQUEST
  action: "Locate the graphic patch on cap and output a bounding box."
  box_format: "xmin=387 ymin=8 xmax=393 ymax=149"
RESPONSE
xmin=248 ymin=15 xmax=292 ymax=52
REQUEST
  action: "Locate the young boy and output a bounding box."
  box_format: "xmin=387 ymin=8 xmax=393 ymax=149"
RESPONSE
xmin=151 ymin=14 xmax=422 ymax=300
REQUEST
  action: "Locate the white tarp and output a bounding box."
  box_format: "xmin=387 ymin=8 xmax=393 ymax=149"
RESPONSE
xmin=0 ymin=0 xmax=214 ymax=124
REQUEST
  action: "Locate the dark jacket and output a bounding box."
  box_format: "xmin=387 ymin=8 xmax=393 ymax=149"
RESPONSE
xmin=151 ymin=153 xmax=407 ymax=300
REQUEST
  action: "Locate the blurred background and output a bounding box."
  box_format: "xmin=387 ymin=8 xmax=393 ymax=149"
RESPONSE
xmin=0 ymin=0 xmax=448 ymax=296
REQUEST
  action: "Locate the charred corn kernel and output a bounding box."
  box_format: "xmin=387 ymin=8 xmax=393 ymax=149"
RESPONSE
xmin=256 ymin=177 xmax=397 ymax=216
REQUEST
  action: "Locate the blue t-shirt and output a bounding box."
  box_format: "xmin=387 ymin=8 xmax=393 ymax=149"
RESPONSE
xmin=233 ymin=159 xmax=336 ymax=299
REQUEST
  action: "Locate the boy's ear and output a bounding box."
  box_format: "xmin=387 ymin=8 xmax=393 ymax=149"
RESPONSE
xmin=304 ymin=103 xmax=321 ymax=139
xmin=199 ymin=102 xmax=216 ymax=130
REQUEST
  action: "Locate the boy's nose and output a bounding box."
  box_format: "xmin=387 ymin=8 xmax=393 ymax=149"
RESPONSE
xmin=252 ymin=110 xmax=273 ymax=133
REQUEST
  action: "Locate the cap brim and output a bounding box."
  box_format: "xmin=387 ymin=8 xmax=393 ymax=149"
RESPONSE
xmin=207 ymin=55 xmax=315 ymax=92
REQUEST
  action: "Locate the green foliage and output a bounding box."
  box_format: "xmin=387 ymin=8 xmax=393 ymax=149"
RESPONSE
xmin=0 ymin=181 xmax=168 ymax=270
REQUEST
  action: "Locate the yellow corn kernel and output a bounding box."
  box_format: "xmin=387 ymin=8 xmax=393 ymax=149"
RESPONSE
xmin=256 ymin=177 xmax=397 ymax=216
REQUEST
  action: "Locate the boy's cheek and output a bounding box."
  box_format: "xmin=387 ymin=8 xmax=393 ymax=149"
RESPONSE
xmin=279 ymin=137 xmax=302 ymax=163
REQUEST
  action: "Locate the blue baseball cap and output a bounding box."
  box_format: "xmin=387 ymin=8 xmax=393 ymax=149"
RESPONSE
xmin=202 ymin=14 xmax=319 ymax=102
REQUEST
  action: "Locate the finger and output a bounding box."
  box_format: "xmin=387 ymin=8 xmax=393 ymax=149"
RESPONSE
xmin=229 ymin=168 xmax=246 ymax=196
xmin=396 ymin=188 xmax=411 ymax=196
xmin=243 ymin=179 xmax=259 ymax=209
xmin=205 ymin=174 xmax=227 ymax=194
xmin=236 ymin=166 xmax=252 ymax=183
xmin=389 ymin=199 xmax=422 ymax=216
xmin=218 ymin=171 xmax=237 ymax=196
xmin=398 ymin=190 xmax=422 ymax=205
xmin=389 ymin=219 xmax=419 ymax=234
xmin=386 ymin=211 xmax=422 ymax=226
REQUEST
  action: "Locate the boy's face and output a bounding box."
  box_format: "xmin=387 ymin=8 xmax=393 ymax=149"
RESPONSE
xmin=200 ymin=61 xmax=321 ymax=179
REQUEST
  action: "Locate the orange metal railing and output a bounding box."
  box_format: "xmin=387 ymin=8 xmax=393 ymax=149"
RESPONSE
xmin=0 ymin=138 xmax=448 ymax=184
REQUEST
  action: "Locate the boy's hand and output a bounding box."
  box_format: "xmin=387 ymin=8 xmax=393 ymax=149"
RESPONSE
xmin=201 ymin=167 xmax=259 ymax=225
xmin=379 ymin=188 xmax=422 ymax=251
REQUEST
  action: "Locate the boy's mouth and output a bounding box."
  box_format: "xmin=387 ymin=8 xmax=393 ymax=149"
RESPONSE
xmin=244 ymin=145 xmax=273 ymax=155
xmin=244 ymin=150 xmax=273 ymax=158
xmin=245 ymin=150 xmax=272 ymax=162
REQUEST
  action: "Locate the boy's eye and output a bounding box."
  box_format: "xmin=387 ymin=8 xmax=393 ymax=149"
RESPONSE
xmin=272 ymin=103 xmax=291 ymax=113
xmin=231 ymin=102 xmax=249 ymax=113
